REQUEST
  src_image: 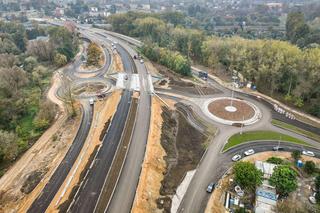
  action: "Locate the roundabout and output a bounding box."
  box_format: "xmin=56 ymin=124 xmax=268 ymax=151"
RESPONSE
xmin=203 ymin=97 xmax=261 ymax=126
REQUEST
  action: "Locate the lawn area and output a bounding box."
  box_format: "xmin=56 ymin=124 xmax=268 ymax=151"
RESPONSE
xmin=272 ymin=119 xmax=320 ymax=142
xmin=223 ymin=130 xmax=310 ymax=152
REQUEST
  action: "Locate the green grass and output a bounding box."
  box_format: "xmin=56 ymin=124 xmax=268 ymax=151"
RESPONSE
xmin=272 ymin=119 xmax=320 ymax=142
xmin=223 ymin=130 xmax=309 ymax=152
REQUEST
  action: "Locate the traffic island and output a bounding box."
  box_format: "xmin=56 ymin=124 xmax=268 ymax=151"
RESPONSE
xmin=223 ymin=130 xmax=310 ymax=152
xmin=203 ymin=97 xmax=261 ymax=126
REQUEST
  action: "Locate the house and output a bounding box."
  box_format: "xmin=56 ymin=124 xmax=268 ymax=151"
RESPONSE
xmin=255 ymin=161 xmax=278 ymax=213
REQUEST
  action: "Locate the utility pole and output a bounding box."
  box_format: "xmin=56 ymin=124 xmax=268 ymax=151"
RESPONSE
xmin=240 ymin=116 xmax=244 ymax=135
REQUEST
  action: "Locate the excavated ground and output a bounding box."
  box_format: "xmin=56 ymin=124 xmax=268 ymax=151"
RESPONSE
xmin=156 ymin=106 xmax=208 ymax=212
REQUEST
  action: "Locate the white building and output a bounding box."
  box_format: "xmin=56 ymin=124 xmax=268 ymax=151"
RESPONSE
xmin=255 ymin=161 xmax=278 ymax=213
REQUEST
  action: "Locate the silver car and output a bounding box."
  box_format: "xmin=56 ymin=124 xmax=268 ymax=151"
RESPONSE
xmin=244 ymin=149 xmax=255 ymax=156
xmin=302 ymin=150 xmax=315 ymax=157
xmin=232 ymin=154 xmax=242 ymax=162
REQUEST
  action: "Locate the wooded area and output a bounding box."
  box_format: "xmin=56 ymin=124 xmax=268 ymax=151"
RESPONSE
xmin=0 ymin=22 xmax=79 ymax=176
xmin=107 ymin=11 xmax=320 ymax=118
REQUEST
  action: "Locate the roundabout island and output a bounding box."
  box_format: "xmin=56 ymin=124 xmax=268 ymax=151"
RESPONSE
xmin=203 ymin=97 xmax=261 ymax=126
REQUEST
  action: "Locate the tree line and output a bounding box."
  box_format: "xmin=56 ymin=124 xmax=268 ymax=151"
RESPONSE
xmin=0 ymin=22 xmax=79 ymax=176
xmin=107 ymin=12 xmax=320 ymax=118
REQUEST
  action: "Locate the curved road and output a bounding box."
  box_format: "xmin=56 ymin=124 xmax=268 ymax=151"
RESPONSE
xmin=27 ymin=103 xmax=93 ymax=213
xmin=27 ymin=29 xmax=112 ymax=213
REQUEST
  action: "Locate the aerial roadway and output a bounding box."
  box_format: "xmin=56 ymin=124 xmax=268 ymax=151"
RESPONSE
xmin=27 ymin=19 xmax=320 ymax=213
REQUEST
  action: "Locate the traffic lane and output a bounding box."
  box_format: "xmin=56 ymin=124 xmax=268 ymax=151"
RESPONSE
xmin=226 ymin=141 xmax=320 ymax=158
xmin=27 ymin=103 xmax=93 ymax=213
xmin=70 ymin=90 xmax=132 ymax=213
xmin=179 ymin=141 xmax=320 ymax=213
xmin=107 ymin=91 xmax=151 ymax=213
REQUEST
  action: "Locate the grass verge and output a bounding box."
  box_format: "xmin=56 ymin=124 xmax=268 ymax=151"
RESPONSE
xmin=223 ymin=130 xmax=309 ymax=152
xmin=271 ymin=119 xmax=320 ymax=142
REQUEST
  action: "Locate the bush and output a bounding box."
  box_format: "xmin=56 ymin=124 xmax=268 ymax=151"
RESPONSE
xmin=266 ymin=157 xmax=284 ymax=165
xmin=304 ymin=161 xmax=316 ymax=174
xmin=291 ymin=150 xmax=301 ymax=161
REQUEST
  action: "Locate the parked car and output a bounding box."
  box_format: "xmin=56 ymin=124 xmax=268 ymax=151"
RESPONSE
xmin=302 ymin=150 xmax=315 ymax=157
xmin=206 ymin=182 xmax=216 ymax=193
xmin=232 ymin=154 xmax=242 ymax=162
xmin=273 ymin=146 xmax=284 ymax=151
xmin=244 ymin=149 xmax=255 ymax=156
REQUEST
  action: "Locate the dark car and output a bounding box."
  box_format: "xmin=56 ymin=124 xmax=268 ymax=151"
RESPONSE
xmin=206 ymin=182 xmax=216 ymax=193
xmin=273 ymin=146 xmax=284 ymax=151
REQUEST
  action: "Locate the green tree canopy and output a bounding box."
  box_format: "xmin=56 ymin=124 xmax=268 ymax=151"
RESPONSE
xmin=233 ymin=161 xmax=263 ymax=191
xmin=269 ymin=165 xmax=298 ymax=197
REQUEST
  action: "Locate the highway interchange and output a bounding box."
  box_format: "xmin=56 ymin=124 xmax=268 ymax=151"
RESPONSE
xmin=27 ymin=20 xmax=320 ymax=213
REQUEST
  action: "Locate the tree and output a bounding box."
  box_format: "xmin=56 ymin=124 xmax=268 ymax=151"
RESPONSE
xmin=269 ymin=166 xmax=298 ymax=197
xmin=266 ymin=157 xmax=284 ymax=165
xmin=27 ymin=40 xmax=54 ymax=61
xmin=286 ymin=12 xmax=310 ymax=46
xmin=0 ymin=130 xmax=19 ymax=163
xmin=0 ymin=66 xmax=28 ymax=96
xmin=49 ymin=26 xmax=78 ymax=61
xmin=33 ymin=100 xmax=56 ymax=130
xmin=31 ymin=65 xmax=48 ymax=94
xmin=24 ymin=56 xmax=38 ymax=72
xmin=304 ymin=161 xmax=316 ymax=174
xmin=291 ymin=150 xmax=301 ymax=162
xmin=86 ymin=42 xmax=102 ymax=67
xmin=315 ymin=175 xmax=320 ymax=203
xmin=233 ymin=161 xmax=263 ymax=191
xmin=54 ymin=53 xmax=67 ymax=67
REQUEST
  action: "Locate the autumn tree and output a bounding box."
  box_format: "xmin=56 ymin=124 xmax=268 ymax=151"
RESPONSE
xmin=54 ymin=53 xmax=67 ymax=67
xmin=86 ymin=42 xmax=102 ymax=67
xmin=0 ymin=130 xmax=19 ymax=163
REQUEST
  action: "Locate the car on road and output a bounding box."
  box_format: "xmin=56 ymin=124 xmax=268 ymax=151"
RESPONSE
xmin=89 ymin=98 xmax=94 ymax=105
xmin=302 ymin=150 xmax=315 ymax=157
xmin=206 ymin=182 xmax=216 ymax=193
xmin=232 ymin=154 xmax=242 ymax=162
xmin=140 ymin=59 xmax=144 ymax=64
xmin=273 ymin=146 xmax=284 ymax=151
xmin=244 ymin=149 xmax=255 ymax=156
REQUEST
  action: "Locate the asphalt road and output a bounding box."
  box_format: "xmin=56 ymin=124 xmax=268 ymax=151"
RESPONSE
xmin=67 ymin=29 xmax=140 ymax=212
xmin=69 ymin=90 xmax=132 ymax=213
xmin=27 ymin=102 xmax=93 ymax=213
xmin=27 ymin=22 xmax=113 ymax=213
xmin=85 ymin=29 xmax=320 ymax=213
xmin=92 ymin=30 xmax=152 ymax=213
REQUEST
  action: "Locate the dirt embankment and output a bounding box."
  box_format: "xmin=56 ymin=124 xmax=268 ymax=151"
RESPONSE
xmin=132 ymin=98 xmax=166 ymax=213
xmin=154 ymin=63 xmax=220 ymax=95
xmin=0 ymin=73 xmax=82 ymax=212
xmin=132 ymin=97 xmax=209 ymax=213
xmin=157 ymin=106 xmax=208 ymax=212
xmin=46 ymin=90 xmax=122 ymax=212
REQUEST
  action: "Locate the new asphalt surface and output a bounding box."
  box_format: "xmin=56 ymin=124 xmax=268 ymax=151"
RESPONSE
xmin=27 ymin=102 xmax=93 ymax=213
xmin=69 ymin=90 xmax=132 ymax=213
